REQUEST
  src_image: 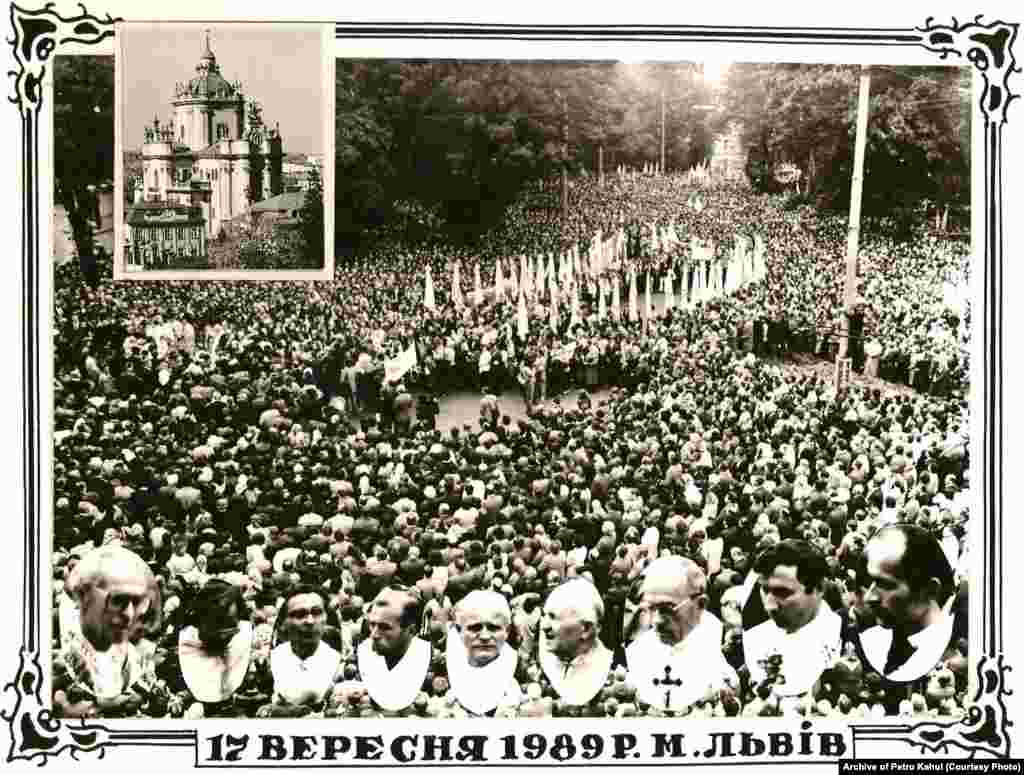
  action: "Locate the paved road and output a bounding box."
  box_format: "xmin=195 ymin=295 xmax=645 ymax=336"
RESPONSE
xmin=430 ymin=386 xmax=612 ymax=433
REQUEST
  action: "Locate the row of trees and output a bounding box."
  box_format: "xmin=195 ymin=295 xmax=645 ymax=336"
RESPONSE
xmin=335 ymin=60 xmax=970 ymax=251
xmin=335 ymin=61 xmax=717 ymax=251
xmin=53 ymin=57 xmax=971 ymax=277
xmin=714 ymin=63 xmax=970 ymax=225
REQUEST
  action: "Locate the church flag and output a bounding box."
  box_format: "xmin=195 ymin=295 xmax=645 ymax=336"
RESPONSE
xmin=644 ymin=272 xmax=653 ymax=320
xmin=452 ymin=261 xmax=463 ymax=308
xmin=517 ymin=286 xmax=529 ymax=338
xmin=612 ymin=275 xmax=621 ymax=320
xmin=628 ymin=269 xmax=638 ymax=322
xmin=424 ymin=266 xmax=436 ymax=310
xmin=473 ymin=261 xmax=482 ymax=304
xmin=495 ymin=260 xmax=505 ymax=302
xmin=598 ymin=278 xmax=607 ymax=321
xmin=384 ymin=344 xmax=418 ymax=384
xmin=664 ymin=266 xmax=675 ymax=314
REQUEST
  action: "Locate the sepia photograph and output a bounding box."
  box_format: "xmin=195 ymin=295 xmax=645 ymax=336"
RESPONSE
xmin=48 ymin=54 xmax=976 ymax=722
xmin=113 ymin=23 xmax=330 ymax=277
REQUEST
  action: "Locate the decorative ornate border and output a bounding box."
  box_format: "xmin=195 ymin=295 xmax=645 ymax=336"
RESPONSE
xmin=4 ymin=6 xmax=1019 ymax=765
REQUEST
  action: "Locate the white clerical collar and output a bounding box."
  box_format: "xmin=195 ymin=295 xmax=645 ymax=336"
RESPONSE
xmin=358 ymin=637 xmax=431 ymax=711
xmin=178 ymin=622 xmax=253 ymax=703
xmin=909 ymin=610 xmax=952 ymax=650
xmin=271 ymin=640 xmax=341 ymax=707
xmin=80 ymin=636 xmax=131 ymax=700
xmin=446 ymin=625 xmax=518 ymax=716
xmin=538 ymin=635 xmax=611 ymax=705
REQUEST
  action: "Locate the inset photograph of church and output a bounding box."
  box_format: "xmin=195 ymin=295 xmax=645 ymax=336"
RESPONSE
xmin=117 ymin=24 xmax=332 ymax=278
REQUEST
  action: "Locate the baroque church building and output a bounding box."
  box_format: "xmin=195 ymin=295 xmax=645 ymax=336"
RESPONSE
xmin=135 ymin=31 xmax=284 ymax=244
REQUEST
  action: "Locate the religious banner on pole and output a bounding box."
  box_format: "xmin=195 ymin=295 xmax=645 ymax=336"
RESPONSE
xmin=507 ymin=259 xmax=518 ymax=299
xmin=628 ymin=269 xmax=639 ymax=322
xmin=495 ymin=260 xmax=505 ymax=303
xmin=664 ymin=267 xmax=675 ymax=314
xmin=598 ymin=277 xmax=607 ymax=321
xmin=549 ymin=295 xmax=559 ymax=333
xmin=424 ymin=266 xmax=436 ymax=310
xmin=452 ymin=261 xmax=463 ymax=308
xmin=517 ymin=286 xmax=529 ymax=338
xmin=473 ymin=261 xmax=483 ymax=305
xmin=612 ymin=275 xmax=621 ymax=321
xmin=644 ymin=272 xmax=652 ymax=320
xmin=384 ymin=344 xmax=418 ymax=384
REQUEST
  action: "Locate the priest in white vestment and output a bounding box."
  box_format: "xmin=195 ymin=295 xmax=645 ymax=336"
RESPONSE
xmin=539 ymin=579 xmax=613 ymax=706
xmin=626 ymin=556 xmax=738 ymax=712
xmin=858 ymin=525 xmax=957 ymax=682
xmin=358 ymin=587 xmax=431 ymax=712
xmin=270 ymin=587 xmax=342 ymax=709
xmin=743 ymin=540 xmax=842 ymax=702
xmin=178 ymin=580 xmax=253 ymax=705
xmin=53 ymin=546 xmax=159 ymax=718
xmin=447 ymin=590 xmax=522 ymax=716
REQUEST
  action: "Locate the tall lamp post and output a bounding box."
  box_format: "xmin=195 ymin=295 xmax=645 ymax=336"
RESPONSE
xmin=836 ymin=65 xmax=871 ymax=391
xmin=660 ymin=88 xmax=666 ymax=175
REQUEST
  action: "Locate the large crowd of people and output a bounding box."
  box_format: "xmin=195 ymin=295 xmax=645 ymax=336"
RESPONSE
xmin=51 ymin=174 xmax=972 ymax=721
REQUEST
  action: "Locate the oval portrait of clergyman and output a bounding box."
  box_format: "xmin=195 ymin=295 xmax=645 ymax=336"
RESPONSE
xmin=538 ymin=578 xmax=613 ymax=705
xmin=855 ymin=524 xmax=959 ymax=683
xmin=177 ymin=580 xmax=253 ymax=705
xmin=270 ymin=586 xmax=343 ymax=710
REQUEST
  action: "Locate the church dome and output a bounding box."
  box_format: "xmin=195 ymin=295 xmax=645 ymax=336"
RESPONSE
xmin=175 ymin=31 xmax=242 ymax=101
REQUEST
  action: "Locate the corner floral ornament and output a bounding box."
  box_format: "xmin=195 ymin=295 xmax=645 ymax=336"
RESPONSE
xmin=8 ymin=3 xmax=119 ymax=115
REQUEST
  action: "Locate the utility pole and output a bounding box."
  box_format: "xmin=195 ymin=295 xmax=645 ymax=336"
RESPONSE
xmin=836 ymin=64 xmax=871 ymax=391
xmin=660 ymin=88 xmax=666 ymax=175
xmin=557 ymin=90 xmax=568 ymax=221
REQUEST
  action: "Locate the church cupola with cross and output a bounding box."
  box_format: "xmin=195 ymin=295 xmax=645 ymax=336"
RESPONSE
xmin=139 ymin=28 xmax=285 ymax=241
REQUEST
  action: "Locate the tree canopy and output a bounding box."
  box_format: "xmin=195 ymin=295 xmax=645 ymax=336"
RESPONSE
xmin=54 ymin=56 xmax=115 ymax=285
xmin=713 ymin=63 xmax=970 ymax=226
xmin=334 ymin=60 xmax=970 ymax=252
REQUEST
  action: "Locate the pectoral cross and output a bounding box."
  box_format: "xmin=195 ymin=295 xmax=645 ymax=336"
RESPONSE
xmin=652 ymin=664 xmax=683 ymax=709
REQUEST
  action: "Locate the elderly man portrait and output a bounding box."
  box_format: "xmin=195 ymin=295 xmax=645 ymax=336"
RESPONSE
xmin=446 ymin=589 xmax=522 ymax=716
xmin=270 ymin=586 xmax=342 ymax=711
xmin=858 ymin=524 xmax=957 ymax=682
xmin=539 ymin=578 xmax=613 ymax=705
xmin=357 ymin=586 xmax=431 ymax=712
xmin=53 ymin=546 xmax=159 ymax=718
xmin=626 ymin=556 xmax=738 ymax=712
xmin=742 ymin=539 xmax=842 ymax=700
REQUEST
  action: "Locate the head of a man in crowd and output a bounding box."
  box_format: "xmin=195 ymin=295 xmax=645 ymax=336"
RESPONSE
xmin=192 ymin=579 xmax=246 ymax=654
xmin=68 ymin=545 xmax=157 ymax=652
xmin=368 ymin=586 xmax=421 ymax=660
xmin=863 ymin=524 xmax=954 ymax=635
xmin=754 ymin=539 xmax=830 ymax=634
xmin=279 ymin=585 xmax=330 ymax=659
xmin=640 ymin=555 xmax=707 ymax=646
xmin=454 ymin=590 xmax=511 ymax=667
xmin=542 ymin=578 xmax=603 ymax=662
